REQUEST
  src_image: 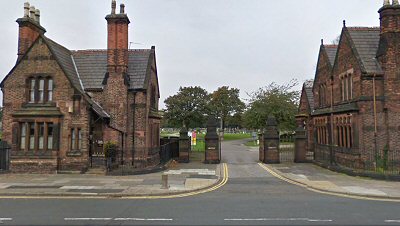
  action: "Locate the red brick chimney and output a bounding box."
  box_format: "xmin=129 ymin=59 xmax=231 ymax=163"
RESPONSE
xmin=16 ymin=2 xmax=46 ymax=61
xmin=377 ymin=0 xmax=400 ymax=110
xmin=105 ymin=0 xmax=130 ymax=73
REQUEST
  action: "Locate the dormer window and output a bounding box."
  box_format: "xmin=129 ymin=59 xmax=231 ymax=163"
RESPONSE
xmin=27 ymin=77 xmax=54 ymax=103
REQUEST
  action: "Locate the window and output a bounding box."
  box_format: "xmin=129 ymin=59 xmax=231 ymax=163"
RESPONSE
xmin=38 ymin=123 xmax=45 ymax=150
xmin=71 ymin=128 xmax=76 ymax=150
xmin=150 ymin=85 xmax=157 ymax=109
xmin=78 ymin=129 xmax=82 ymax=150
xmin=340 ymin=73 xmax=353 ymax=102
xmin=48 ymin=79 xmax=53 ymax=101
xmin=29 ymin=123 xmax=35 ymax=150
xmin=71 ymin=128 xmax=83 ymax=150
xmin=29 ymin=79 xmax=35 ymax=103
xmin=26 ymin=77 xmax=54 ymax=103
xmin=315 ymin=117 xmax=329 ymax=145
xmin=18 ymin=122 xmax=57 ymax=152
xmin=47 ymin=123 xmax=53 ymax=150
xmin=20 ymin=123 xmax=26 ymax=150
xmin=335 ymin=115 xmax=353 ymax=148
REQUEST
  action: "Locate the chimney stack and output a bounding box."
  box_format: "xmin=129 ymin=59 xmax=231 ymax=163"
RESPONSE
xmin=16 ymin=2 xmax=46 ymax=61
xmin=105 ymin=0 xmax=130 ymax=73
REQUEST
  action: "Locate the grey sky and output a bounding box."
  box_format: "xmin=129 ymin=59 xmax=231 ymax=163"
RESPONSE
xmin=0 ymin=0 xmax=382 ymax=108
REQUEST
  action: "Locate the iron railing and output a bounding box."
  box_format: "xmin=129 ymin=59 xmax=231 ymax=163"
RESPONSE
xmin=314 ymin=144 xmax=400 ymax=175
xmin=0 ymin=141 xmax=10 ymax=171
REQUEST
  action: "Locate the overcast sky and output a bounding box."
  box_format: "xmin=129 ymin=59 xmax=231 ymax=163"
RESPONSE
xmin=0 ymin=0 xmax=382 ymax=108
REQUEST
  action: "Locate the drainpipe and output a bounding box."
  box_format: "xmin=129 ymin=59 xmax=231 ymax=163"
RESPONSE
xmin=330 ymin=76 xmax=334 ymax=165
xmin=132 ymin=92 xmax=136 ymax=166
xmin=373 ymin=74 xmax=378 ymax=166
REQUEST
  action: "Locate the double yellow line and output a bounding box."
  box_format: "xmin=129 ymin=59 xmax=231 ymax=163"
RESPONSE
xmin=258 ymin=163 xmax=400 ymax=202
xmin=0 ymin=163 xmax=229 ymax=200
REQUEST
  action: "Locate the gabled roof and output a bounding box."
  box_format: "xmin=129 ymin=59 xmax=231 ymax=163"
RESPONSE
xmin=72 ymin=49 xmax=154 ymax=90
xmin=1 ymin=35 xmax=110 ymax=119
xmin=346 ymin=27 xmax=383 ymax=74
xmin=43 ymin=37 xmax=85 ymax=93
xmin=303 ymin=80 xmax=314 ymax=111
xmin=324 ymin=45 xmax=338 ymax=66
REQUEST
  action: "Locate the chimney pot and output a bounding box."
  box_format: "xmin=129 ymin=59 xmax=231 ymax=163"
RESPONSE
xmin=35 ymin=9 xmax=40 ymax=24
xmin=120 ymin=4 xmax=125 ymax=14
xmin=29 ymin=6 xmax=36 ymax=21
xmin=111 ymin=0 xmax=116 ymax=14
xmin=24 ymin=2 xmax=30 ymax=17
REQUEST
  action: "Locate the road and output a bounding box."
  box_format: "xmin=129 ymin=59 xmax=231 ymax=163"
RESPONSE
xmin=0 ymin=139 xmax=399 ymax=225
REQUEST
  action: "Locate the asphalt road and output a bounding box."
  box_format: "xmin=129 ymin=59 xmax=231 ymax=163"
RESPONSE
xmin=0 ymin=139 xmax=399 ymax=225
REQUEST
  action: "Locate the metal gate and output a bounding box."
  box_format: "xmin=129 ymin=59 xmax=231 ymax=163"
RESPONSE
xmin=0 ymin=141 xmax=10 ymax=171
xmin=279 ymin=143 xmax=295 ymax=163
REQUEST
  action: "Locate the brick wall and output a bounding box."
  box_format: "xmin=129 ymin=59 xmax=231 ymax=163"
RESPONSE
xmin=2 ymin=37 xmax=90 ymax=173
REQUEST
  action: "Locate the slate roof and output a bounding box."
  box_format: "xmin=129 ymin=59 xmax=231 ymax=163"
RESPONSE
xmin=303 ymin=80 xmax=314 ymax=111
xmin=72 ymin=49 xmax=153 ymax=90
xmin=324 ymin=45 xmax=338 ymax=66
xmin=347 ymin=27 xmax=383 ymax=74
xmin=41 ymin=38 xmax=154 ymax=119
xmin=42 ymin=37 xmax=110 ymax=118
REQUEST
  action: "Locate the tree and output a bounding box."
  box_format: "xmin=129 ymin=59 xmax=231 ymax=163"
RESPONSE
xmin=243 ymin=80 xmax=300 ymax=131
xmin=209 ymin=86 xmax=245 ymax=131
xmin=164 ymin=86 xmax=210 ymax=128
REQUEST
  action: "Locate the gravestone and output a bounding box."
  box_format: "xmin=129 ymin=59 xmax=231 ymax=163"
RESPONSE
xmin=204 ymin=117 xmax=221 ymax=164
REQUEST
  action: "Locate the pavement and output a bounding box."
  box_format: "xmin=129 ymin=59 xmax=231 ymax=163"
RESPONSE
xmin=0 ymin=160 xmax=222 ymax=197
xmin=265 ymin=162 xmax=400 ymax=200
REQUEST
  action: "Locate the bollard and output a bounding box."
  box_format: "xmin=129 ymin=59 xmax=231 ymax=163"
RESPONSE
xmin=161 ymin=174 xmax=169 ymax=189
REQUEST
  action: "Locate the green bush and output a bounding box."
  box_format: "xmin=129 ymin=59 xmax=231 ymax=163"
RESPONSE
xmin=104 ymin=141 xmax=118 ymax=158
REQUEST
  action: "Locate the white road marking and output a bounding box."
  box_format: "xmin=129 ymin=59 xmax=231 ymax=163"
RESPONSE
xmin=0 ymin=219 xmax=12 ymax=221
xmin=224 ymin=218 xmax=333 ymax=222
xmin=114 ymin=218 xmax=173 ymax=221
xmin=64 ymin=218 xmax=112 ymax=221
xmin=385 ymin=220 xmax=400 ymax=223
xmin=64 ymin=217 xmax=173 ymax=221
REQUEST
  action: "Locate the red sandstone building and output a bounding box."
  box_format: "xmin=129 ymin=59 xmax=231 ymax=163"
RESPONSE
xmin=299 ymin=1 xmax=400 ymax=171
xmin=1 ymin=1 xmax=161 ymax=173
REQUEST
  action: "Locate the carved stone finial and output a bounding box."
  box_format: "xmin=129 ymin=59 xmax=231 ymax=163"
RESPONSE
xmin=393 ymin=0 xmax=399 ymax=5
xmin=384 ymin=0 xmax=390 ymax=6
xmin=343 ymin=20 xmax=346 ymax=27
xmin=321 ymin=39 xmax=324 ymax=45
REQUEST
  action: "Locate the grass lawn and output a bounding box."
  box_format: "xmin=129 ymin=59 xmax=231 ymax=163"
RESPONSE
xmin=244 ymin=140 xmax=259 ymax=147
xmin=222 ymin=133 xmax=252 ymax=141
xmin=245 ymin=140 xmax=294 ymax=147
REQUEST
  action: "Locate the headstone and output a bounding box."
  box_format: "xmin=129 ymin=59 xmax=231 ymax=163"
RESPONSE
xmin=179 ymin=127 xmax=190 ymax=163
xmin=204 ymin=117 xmax=221 ymax=164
